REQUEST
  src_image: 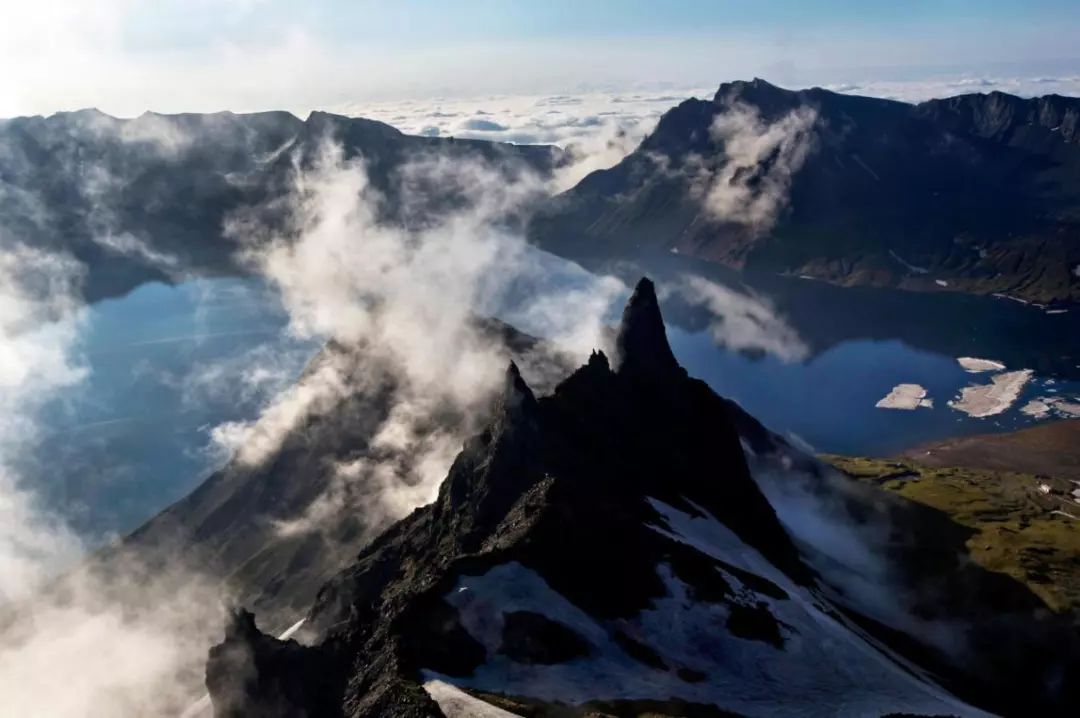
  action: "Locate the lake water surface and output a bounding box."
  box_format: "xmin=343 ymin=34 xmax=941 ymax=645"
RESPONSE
xmin=21 ymin=260 xmax=1080 ymax=540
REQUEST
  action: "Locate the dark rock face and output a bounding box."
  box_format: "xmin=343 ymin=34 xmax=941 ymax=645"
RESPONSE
xmin=498 ymin=611 xmax=592 ymax=665
xmin=530 ymin=79 xmax=1080 ymax=304
xmin=613 ymin=277 xmax=680 ymax=378
xmin=108 ymin=318 xmax=573 ymax=631
xmin=200 ymin=278 xmax=1080 ymax=717
xmin=206 ymin=609 xmax=337 ymax=718
xmin=205 ymin=276 xmax=808 ymax=716
xmin=0 ymin=109 xmax=563 ymax=302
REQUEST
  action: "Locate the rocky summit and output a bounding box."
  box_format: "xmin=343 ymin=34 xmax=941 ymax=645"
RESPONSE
xmin=530 ymin=80 xmax=1080 ymax=304
xmin=204 ymin=279 xmax=997 ymax=717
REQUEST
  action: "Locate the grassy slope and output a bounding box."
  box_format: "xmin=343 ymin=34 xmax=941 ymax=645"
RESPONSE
xmin=900 ymin=419 xmax=1080 ymax=482
xmin=823 ymin=455 xmax=1080 ymax=613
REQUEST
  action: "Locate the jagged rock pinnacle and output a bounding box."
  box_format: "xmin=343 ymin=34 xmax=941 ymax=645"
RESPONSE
xmin=499 ymin=361 xmax=538 ymax=416
xmin=587 ymin=349 xmax=610 ymax=372
xmin=223 ymin=606 xmax=259 ymax=640
xmin=614 ymin=277 xmax=679 ymax=378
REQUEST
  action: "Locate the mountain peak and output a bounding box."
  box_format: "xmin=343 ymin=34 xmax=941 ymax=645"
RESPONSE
xmin=614 ymin=277 xmax=680 ymax=379
xmin=494 ymin=360 xmax=538 ymax=422
xmin=208 ymin=274 xmax=953 ymax=717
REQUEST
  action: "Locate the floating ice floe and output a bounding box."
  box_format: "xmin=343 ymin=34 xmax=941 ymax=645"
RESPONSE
xmin=935 ymin=279 xmax=949 ymax=287
xmin=1021 ymin=399 xmax=1053 ymax=418
xmin=948 ymin=370 xmax=1033 ymax=418
xmin=876 ymin=384 xmax=933 ymax=410
xmin=1022 ymin=396 xmax=1080 ymax=419
xmin=956 ymin=357 xmax=1006 ymax=373
xmin=1059 ymin=401 xmax=1080 ymax=417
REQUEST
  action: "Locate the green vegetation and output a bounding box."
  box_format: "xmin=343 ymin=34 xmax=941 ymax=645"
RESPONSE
xmin=823 ymin=455 xmax=1080 ymax=613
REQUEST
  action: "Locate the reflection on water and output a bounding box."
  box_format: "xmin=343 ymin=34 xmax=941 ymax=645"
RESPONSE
xmin=19 ymin=253 xmax=1080 ymax=541
xmin=15 ymin=278 xmax=317 ymax=539
xmin=645 ymin=250 xmax=1080 ymax=456
xmin=670 ymin=329 xmax=1076 ymax=456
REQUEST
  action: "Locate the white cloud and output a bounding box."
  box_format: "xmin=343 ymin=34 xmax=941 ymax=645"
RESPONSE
xmin=0 ymin=245 xmax=87 ymax=600
xmin=0 ymin=562 xmax=223 ymax=717
xmin=823 ymin=75 xmax=1080 ymax=103
xmin=213 ymin=138 xmax=626 ymax=537
xmin=207 ymin=348 xmax=352 ymax=467
xmin=333 ymin=89 xmax=711 ymax=192
xmin=0 ymin=186 xmax=223 ymax=718
xmin=672 ymin=275 xmax=808 ymax=362
xmin=689 ymin=100 xmax=818 ymax=234
xmin=1 ymin=0 xmax=1078 ymax=118
xmin=92 ymin=231 xmax=181 ymax=269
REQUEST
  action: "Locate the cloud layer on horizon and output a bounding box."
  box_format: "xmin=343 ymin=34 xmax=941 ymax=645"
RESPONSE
xmin=329 ymin=89 xmax=711 ymax=190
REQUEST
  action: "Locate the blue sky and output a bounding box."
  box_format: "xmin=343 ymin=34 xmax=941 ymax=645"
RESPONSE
xmin=124 ymin=1 xmax=1080 ymax=44
xmin=2 ymin=0 xmax=1079 ymax=116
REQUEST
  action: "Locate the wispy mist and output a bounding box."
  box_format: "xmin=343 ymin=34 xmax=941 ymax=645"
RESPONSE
xmin=0 ymin=147 xmax=225 ymax=718
xmin=673 ymin=274 xmax=809 ymax=361
xmin=691 ymin=100 xmax=818 ymax=234
xmin=213 ymin=137 xmax=625 ymax=539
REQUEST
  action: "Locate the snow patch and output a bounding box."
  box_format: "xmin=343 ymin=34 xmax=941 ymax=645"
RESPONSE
xmin=423 ymin=680 xmax=521 ymax=717
xmin=992 ymin=293 xmax=1048 ymax=309
xmin=643 ymin=498 xmax=989 ymax=717
xmin=430 ymin=547 xmax=987 ymax=718
xmin=889 ymin=249 xmax=930 ymax=275
xmin=852 ymin=154 xmax=882 ymax=182
xmin=278 ymin=618 xmax=306 ymax=640
xmin=446 ymin=563 xmax=608 ymax=654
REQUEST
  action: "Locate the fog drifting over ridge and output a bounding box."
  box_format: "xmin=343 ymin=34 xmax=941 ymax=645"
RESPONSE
xmin=0 ymin=125 xmax=631 ymax=716
xmin=0 ymin=244 xmax=222 ymax=716
xmin=0 ymin=76 xmax=877 ymax=715
xmin=212 ymin=138 xmax=629 ymax=537
xmin=0 ymin=154 xmax=233 ymax=714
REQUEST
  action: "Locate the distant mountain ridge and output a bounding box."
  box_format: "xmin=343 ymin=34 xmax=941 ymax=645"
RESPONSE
xmin=6 ymin=81 xmax=1080 ymax=304
xmin=0 ymin=107 xmax=562 ymax=300
xmin=530 ymin=78 xmax=1080 ymax=304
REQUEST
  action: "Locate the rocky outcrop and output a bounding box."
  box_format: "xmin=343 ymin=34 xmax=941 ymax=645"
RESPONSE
xmin=613 ymin=277 xmax=681 ymax=378
xmin=204 ymin=278 xmax=990 ymax=718
xmin=529 ymin=79 xmax=1080 ymax=304
xmin=0 ymin=109 xmax=563 ymax=301
xmin=110 ymin=318 xmax=573 ymax=631
xmin=206 ymin=608 xmax=338 ymax=718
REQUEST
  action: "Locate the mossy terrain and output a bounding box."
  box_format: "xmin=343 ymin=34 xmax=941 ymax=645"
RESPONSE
xmin=823 ymin=454 xmax=1080 ymax=613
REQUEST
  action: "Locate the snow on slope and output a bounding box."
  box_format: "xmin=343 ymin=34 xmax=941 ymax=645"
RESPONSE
xmin=423 ymin=679 xmax=522 ymax=717
xmin=422 ymin=499 xmax=988 ymax=718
